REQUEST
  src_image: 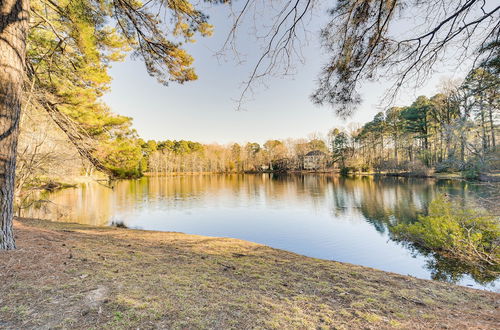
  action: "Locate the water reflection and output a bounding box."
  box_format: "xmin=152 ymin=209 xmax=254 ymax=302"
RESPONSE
xmin=23 ymin=174 xmax=499 ymax=291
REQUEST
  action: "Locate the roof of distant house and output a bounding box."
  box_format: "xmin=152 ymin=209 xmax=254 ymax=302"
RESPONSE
xmin=305 ymin=150 xmax=326 ymax=156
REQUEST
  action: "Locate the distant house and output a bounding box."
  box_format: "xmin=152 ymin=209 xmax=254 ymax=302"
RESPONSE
xmin=259 ymin=164 xmax=270 ymax=171
xmin=303 ymin=150 xmax=326 ymax=170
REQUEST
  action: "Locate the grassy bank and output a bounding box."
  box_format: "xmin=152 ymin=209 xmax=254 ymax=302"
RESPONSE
xmin=1 ymin=219 xmax=498 ymax=329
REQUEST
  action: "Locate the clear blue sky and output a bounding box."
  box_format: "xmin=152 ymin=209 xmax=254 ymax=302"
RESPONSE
xmin=102 ymin=3 xmax=466 ymax=145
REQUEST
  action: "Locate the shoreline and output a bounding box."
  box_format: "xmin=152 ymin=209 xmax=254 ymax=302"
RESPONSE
xmin=1 ymin=218 xmax=498 ymax=329
xmin=34 ymin=171 xmax=496 ymax=191
xmin=143 ymin=170 xmax=499 ymax=182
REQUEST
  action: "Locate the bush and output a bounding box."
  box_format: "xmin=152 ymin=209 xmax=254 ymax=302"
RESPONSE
xmin=339 ymin=167 xmax=350 ymax=176
xmin=376 ymin=159 xmax=400 ymax=172
xmin=393 ymin=196 xmax=500 ymax=267
xmin=110 ymin=167 xmax=142 ymax=179
xmin=461 ymin=162 xmax=481 ymax=180
xmin=435 ymin=158 xmax=462 ymax=173
xmin=401 ymin=160 xmax=432 ymax=177
xmin=461 ymin=168 xmax=480 ymax=180
xmin=361 ymin=165 xmax=372 ymax=172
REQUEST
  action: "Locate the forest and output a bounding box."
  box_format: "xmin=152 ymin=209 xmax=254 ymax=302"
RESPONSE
xmin=18 ymin=64 xmax=498 ymax=186
xmin=144 ymin=65 xmax=499 ymax=178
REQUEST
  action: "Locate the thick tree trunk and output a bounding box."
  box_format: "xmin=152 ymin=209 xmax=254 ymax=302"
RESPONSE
xmin=0 ymin=0 xmax=29 ymax=250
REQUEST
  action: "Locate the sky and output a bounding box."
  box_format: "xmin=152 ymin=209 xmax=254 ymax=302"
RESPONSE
xmin=102 ymin=2 xmax=468 ymax=145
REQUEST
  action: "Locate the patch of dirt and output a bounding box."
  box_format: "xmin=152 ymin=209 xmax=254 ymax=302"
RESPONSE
xmin=84 ymin=286 xmax=108 ymax=309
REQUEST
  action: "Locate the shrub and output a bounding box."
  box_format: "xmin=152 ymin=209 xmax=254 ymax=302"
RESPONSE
xmin=377 ymin=159 xmax=400 ymax=173
xmin=110 ymin=167 xmax=142 ymax=179
xmin=339 ymin=167 xmax=350 ymax=176
xmin=361 ymin=165 xmax=372 ymax=172
xmin=401 ymin=160 xmax=432 ymax=177
xmin=462 ymin=168 xmax=480 ymax=180
xmin=461 ymin=162 xmax=481 ymax=180
xmin=435 ymin=158 xmax=462 ymax=173
xmin=111 ymin=220 xmax=128 ymax=228
xmin=393 ymin=196 xmax=500 ymax=267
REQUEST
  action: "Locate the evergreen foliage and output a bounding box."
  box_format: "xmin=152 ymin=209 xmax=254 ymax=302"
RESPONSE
xmin=393 ymin=196 xmax=500 ymax=268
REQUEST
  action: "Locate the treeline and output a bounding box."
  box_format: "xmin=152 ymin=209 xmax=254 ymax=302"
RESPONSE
xmin=141 ymin=66 xmax=498 ymax=177
xmin=330 ymin=67 xmax=498 ymax=178
xmin=16 ymin=104 xmax=334 ymax=185
xmin=142 ymin=138 xmax=329 ymax=173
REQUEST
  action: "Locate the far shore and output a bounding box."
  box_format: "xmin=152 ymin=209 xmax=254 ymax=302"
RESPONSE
xmin=0 ymin=218 xmax=498 ymax=329
xmin=142 ymin=170 xmax=499 ymax=182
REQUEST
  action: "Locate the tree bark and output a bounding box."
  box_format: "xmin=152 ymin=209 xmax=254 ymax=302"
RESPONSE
xmin=393 ymin=133 xmax=398 ymax=164
xmin=488 ymin=92 xmax=496 ymax=148
xmin=479 ymin=94 xmax=488 ymax=151
xmin=0 ymin=0 xmax=29 ymax=250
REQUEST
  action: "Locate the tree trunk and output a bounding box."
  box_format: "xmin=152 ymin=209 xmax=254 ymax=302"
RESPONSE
xmin=393 ymin=134 xmax=398 ymax=165
xmin=0 ymin=0 xmax=29 ymax=250
xmin=488 ymin=99 xmax=496 ymax=148
xmin=479 ymin=95 xmax=488 ymax=152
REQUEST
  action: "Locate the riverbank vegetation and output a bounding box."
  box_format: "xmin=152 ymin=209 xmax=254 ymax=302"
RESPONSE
xmin=392 ymin=196 xmax=500 ymax=280
xmin=337 ymin=69 xmax=499 ymax=180
xmin=1 ymin=218 xmax=499 ymax=328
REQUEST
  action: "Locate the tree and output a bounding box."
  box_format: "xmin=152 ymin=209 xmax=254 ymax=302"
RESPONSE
xmin=385 ymin=107 xmax=404 ymax=163
xmin=98 ymin=137 xmax=143 ymax=178
xmin=329 ymin=129 xmax=351 ymax=169
xmin=307 ymin=139 xmax=328 ymax=153
xmin=15 ymin=102 xmax=82 ymax=216
xmin=355 ymin=113 xmax=387 ymax=168
xmin=401 ymin=96 xmax=431 ymax=164
xmin=0 ymin=0 xmax=29 ymax=249
xmin=427 ymin=93 xmax=460 ymax=163
xmin=0 ymin=0 xmax=215 ymax=249
xmin=245 ymin=142 xmax=260 ymax=156
xmin=230 ymin=143 xmax=242 ymax=172
xmin=463 ymin=68 xmax=499 ymax=152
xmin=312 ymin=0 xmax=500 ymax=115
xmin=264 ymin=140 xmax=286 ymax=170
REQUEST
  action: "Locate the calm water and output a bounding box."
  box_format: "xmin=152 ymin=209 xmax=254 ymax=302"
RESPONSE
xmin=24 ymin=174 xmax=499 ymax=291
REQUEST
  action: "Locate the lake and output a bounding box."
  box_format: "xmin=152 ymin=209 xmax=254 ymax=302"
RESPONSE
xmin=24 ymin=174 xmax=499 ymax=291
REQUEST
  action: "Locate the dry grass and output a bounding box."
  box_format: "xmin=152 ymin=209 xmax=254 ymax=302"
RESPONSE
xmin=0 ymin=218 xmax=499 ymax=329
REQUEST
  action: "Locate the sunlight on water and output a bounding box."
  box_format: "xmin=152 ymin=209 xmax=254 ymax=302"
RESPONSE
xmin=24 ymin=174 xmax=499 ymax=292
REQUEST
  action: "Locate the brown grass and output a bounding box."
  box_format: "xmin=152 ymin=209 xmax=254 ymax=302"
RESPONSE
xmin=0 ymin=218 xmax=498 ymax=329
